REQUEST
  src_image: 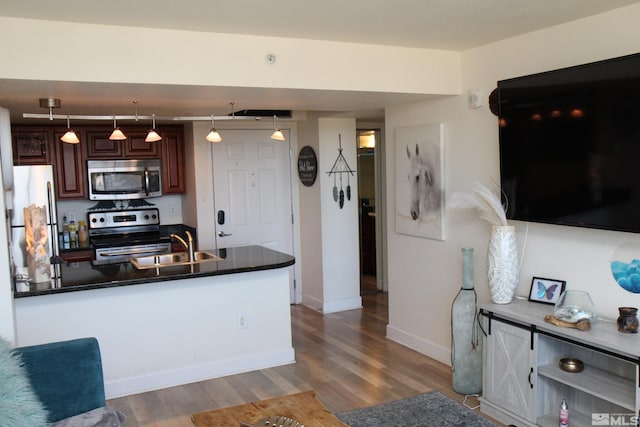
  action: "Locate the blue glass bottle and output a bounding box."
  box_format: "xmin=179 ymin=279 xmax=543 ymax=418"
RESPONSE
xmin=451 ymin=247 xmax=483 ymax=394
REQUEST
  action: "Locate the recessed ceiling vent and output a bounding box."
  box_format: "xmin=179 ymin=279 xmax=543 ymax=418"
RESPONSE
xmin=230 ymin=109 xmax=292 ymax=118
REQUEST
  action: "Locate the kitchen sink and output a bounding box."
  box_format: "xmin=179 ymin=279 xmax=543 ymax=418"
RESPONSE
xmin=129 ymin=251 xmax=223 ymax=269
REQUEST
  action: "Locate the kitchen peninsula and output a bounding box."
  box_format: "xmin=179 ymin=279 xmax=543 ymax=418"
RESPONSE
xmin=13 ymin=245 xmax=295 ymax=399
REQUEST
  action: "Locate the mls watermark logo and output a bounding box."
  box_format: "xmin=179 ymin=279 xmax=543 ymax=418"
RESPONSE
xmin=592 ymin=413 xmax=639 ymax=425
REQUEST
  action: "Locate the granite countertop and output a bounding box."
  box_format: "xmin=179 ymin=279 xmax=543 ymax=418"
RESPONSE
xmin=14 ymin=245 xmax=295 ymax=298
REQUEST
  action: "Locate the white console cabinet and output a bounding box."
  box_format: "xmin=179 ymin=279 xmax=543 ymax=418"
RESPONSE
xmin=479 ymin=299 xmax=640 ymax=427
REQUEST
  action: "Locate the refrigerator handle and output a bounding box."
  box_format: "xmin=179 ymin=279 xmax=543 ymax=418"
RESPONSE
xmin=47 ymin=181 xmax=63 ymax=266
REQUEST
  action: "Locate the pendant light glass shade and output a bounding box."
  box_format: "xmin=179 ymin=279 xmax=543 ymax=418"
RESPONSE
xmin=145 ymin=114 xmax=162 ymax=142
xmin=60 ymin=116 xmax=80 ymax=144
xmin=270 ymin=115 xmax=285 ymax=141
xmin=109 ymin=116 xmax=127 ymax=140
xmin=206 ymin=115 xmax=222 ymax=142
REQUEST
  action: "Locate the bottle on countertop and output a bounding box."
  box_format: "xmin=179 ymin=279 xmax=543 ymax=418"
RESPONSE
xmin=559 ymin=398 xmax=569 ymax=427
xmin=69 ymin=220 xmax=77 ymax=247
xmin=62 ymin=215 xmax=70 ymax=249
xmin=78 ymin=220 xmax=88 ymax=244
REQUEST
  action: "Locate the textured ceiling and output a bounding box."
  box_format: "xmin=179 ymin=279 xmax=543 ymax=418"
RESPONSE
xmin=2 ymin=0 xmax=637 ymax=50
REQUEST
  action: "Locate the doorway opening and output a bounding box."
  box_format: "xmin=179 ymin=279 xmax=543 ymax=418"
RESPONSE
xmin=357 ymin=129 xmax=381 ymax=295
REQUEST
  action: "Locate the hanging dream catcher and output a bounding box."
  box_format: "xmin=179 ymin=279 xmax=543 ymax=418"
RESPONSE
xmin=326 ymin=134 xmax=355 ymax=209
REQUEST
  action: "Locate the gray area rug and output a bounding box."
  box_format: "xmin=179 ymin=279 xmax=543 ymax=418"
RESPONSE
xmin=336 ymin=391 xmax=497 ymax=427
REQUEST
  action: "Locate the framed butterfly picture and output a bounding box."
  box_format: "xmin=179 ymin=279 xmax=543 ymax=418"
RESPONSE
xmin=528 ymin=277 xmax=566 ymax=305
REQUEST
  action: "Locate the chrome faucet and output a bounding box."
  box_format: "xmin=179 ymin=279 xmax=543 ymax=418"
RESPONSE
xmin=170 ymin=231 xmax=195 ymax=262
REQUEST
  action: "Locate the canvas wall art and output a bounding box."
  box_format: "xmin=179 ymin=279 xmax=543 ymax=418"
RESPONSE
xmin=395 ymin=123 xmax=445 ymax=240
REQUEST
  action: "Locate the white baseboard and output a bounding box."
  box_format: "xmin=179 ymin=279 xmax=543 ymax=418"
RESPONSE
xmin=301 ymin=295 xmax=362 ymax=314
xmin=301 ymin=294 xmax=324 ymax=312
xmin=322 ymin=296 xmax=362 ymax=314
xmin=386 ymin=324 xmax=451 ymax=366
xmin=105 ymin=348 xmax=295 ymax=399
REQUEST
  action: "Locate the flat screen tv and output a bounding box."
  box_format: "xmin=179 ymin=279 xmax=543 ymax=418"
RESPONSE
xmin=498 ymin=52 xmax=640 ymax=233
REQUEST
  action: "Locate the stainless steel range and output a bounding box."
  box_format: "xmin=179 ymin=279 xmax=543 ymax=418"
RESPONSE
xmin=88 ymin=207 xmax=171 ymax=265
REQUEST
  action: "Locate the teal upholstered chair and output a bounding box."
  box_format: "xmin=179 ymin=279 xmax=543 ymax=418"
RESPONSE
xmin=15 ymin=337 xmax=107 ymax=424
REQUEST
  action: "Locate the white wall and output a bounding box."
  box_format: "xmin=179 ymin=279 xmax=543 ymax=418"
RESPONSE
xmin=0 ymin=17 xmax=460 ymax=96
xmin=385 ymin=3 xmax=640 ymax=365
xmin=318 ymin=118 xmax=362 ymax=313
xmin=298 ymin=115 xmax=324 ymax=308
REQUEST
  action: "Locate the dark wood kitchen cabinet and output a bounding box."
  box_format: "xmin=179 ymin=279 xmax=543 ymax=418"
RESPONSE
xmin=161 ymin=129 xmax=186 ymax=194
xmin=85 ymin=127 xmax=159 ymax=158
xmin=123 ymin=131 xmax=160 ymax=158
xmin=12 ymin=124 xmax=186 ymax=199
xmin=52 ymin=129 xmax=87 ymax=199
xmin=85 ymin=131 xmax=123 ymax=158
xmin=12 ymin=127 xmax=51 ymax=165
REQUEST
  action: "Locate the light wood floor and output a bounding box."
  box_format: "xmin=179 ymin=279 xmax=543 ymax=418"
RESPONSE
xmin=108 ymin=291 xmax=496 ymax=426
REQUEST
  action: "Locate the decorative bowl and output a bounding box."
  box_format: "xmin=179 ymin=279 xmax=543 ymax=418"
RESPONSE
xmin=240 ymin=415 xmax=304 ymax=427
xmin=554 ymin=290 xmax=596 ymax=323
xmin=559 ymin=357 xmax=584 ymax=373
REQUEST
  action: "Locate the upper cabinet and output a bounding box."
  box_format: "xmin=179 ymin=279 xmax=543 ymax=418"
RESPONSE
xmin=84 ymin=126 xmax=166 ymax=159
xmin=85 ymin=131 xmax=123 ymax=158
xmin=123 ymin=131 xmax=160 ymax=158
xmin=161 ymin=129 xmax=185 ymax=194
xmin=12 ymin=127 xmax=51 ymax=165
xmin=52 ymin=129 xmax=86 ymax=199
xmin=11 ymin=124 xmax=186 ymax=199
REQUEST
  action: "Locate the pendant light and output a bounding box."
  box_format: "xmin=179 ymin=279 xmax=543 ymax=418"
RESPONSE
xmin=145 ymin=114 xmax=162 ymax=142
xmin=109 ymin=115 xmax=127 ymax=140
xmin=60 ymin=115 xmax=80 ymax=144
xmin=206 ymin=114 xmax=222 ymax=142
xmin=270 ymin=115 xmax=285 ymax=141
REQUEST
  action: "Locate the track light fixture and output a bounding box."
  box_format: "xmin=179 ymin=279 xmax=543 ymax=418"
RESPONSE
xmin=270 ymin=115 xmax=285 ymax=141
xmin=26 ymin=99 xmax=291 ymax=144
xmin=60 ymin=116 xmax=80 ymax=144
xmin=39 ymin=98 xmax=61 ymax=120
xmin=109 ymin=115 xmax=127 ymax=141
xmin=206 ymin=115 xmax=222 ymax=142
xmin=145 ymin=114 xmax=162 ymax=142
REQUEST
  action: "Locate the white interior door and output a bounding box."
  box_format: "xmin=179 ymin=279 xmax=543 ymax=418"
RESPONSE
xmin=212 ymin=129 xmax=295 ymax=300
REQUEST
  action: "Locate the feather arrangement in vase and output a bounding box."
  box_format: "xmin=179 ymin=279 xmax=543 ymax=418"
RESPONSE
xmin=451 ymin=183 xmax=519 ymax=304
xmin=450 ymin=183 xmax=508 ymax=227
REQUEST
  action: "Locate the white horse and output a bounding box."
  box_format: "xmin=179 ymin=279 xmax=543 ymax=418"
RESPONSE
xmin=407 ymin=143 xmax=441 ymax=221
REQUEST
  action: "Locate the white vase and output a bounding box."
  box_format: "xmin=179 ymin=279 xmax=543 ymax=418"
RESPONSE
xmin=487 ymin=225 xmax=518 ymax=304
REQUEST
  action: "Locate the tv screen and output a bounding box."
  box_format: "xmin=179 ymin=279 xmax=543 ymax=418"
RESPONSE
xmin=498 ymin=53 xmax=640 ymax=233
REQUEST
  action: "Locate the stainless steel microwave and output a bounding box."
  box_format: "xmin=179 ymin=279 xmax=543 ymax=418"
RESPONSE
xmin=87 ymin=159 xmax=162 ymax=200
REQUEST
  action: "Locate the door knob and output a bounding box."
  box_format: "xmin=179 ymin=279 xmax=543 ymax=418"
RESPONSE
xmin=218 ymin=231 xmax=232 ymax=237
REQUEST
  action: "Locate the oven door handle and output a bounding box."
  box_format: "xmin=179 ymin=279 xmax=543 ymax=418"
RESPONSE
xmin=100 ymin=248 xmax=169 ymax=257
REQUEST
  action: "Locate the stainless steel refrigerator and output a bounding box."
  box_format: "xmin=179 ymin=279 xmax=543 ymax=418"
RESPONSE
xmin=10 ymin=165 xmax=59 ymax=280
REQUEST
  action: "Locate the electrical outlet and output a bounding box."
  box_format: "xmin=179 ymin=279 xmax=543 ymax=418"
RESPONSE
xmin=238 ymin=313 xmax=247 ymax=329
xmin=169 ymin=206 xmax=177 ymax=216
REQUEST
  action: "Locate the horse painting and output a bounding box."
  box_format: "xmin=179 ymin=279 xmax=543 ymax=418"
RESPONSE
xmin=406 ymin=143 xmax=441 ymax=221
xmin=395 ymin=123 xmax=444 ymax=240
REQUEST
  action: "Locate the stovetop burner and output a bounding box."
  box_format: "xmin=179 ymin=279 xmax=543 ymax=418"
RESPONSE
xmin=88 ymin=199 xmax=156 ymax=211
